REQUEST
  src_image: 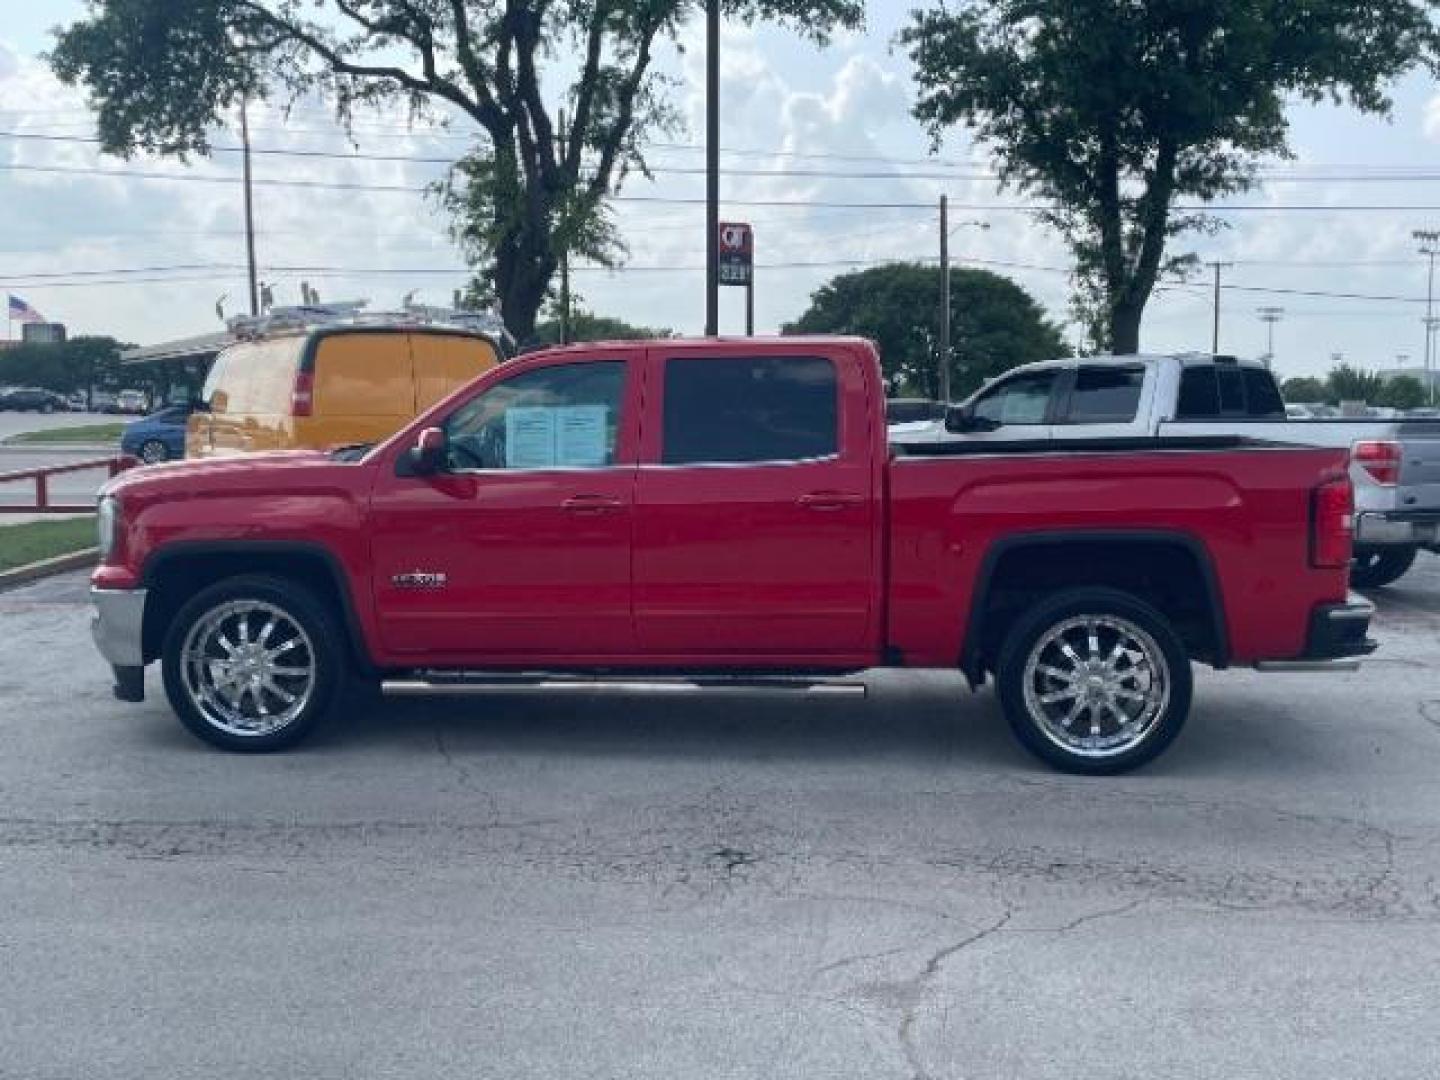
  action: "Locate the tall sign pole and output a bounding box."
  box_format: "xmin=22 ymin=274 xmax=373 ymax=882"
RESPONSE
xmin=718 ymin=221 xmax=754 ymax=334
xmin=240 ymin=98 xmax=259 ymax=318
xmin=705 ymin=0 xmax=720 ymax=336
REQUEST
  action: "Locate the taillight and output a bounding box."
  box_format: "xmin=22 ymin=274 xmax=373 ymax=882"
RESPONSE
xmin=1311 ymin=476 xmax=1354 ymax=569
xmin=1353 ymin=439 xmax=1401 ymax=486
xmin=291 ymin=371 xmax=314 ymax=417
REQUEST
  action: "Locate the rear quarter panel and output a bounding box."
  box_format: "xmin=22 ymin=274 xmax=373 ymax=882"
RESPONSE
xmin=886 ymin=447 xmax=1352 ymax=667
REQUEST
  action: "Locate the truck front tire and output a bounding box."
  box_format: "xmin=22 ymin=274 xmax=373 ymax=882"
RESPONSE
xmin=995 ymin=587 xmax=1193 ymax=775
xmin=1350 ymin=546 xmax=1416 ymax=589
xmin=161 ymin=574 xmax=347 ymax=752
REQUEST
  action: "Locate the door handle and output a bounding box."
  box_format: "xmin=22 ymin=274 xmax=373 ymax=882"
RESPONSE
xmin=797 ymin=491 xmax=866 ymax=512
xmin=561 ymin=494 xmax=625 ymax=515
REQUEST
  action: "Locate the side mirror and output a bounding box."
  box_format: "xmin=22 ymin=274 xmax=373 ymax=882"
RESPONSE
xmin=407 ymin=426 xmax=448 ymax=475
xmin=944 ymin=404 xmax=1001 ymax=434
xmin=189 ymin=398 xmax=211 ymax=414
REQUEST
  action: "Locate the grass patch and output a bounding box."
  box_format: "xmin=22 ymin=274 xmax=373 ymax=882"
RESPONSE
xmin=5 ymin=423 xmax=125 ymax=446
xmin=0 ymin=516 xmax=97 ymax=572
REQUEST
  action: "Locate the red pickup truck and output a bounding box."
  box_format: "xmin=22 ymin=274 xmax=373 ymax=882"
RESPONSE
xmin=90 ymin=336 xmax=1374 ymax=773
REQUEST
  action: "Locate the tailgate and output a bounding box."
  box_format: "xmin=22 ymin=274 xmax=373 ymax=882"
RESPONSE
xmin=1398 ymin=422 xmax=1440 ymax=512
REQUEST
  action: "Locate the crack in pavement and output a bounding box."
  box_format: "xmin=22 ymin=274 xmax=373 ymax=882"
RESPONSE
xmin=896 ymin=908 xmax=1013 ymax=1080
xmin=1420 ymin=701 xmax=1440 ymax=733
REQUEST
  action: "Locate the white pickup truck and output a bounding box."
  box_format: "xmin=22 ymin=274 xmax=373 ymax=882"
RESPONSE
xmin=892 ymin=353 xmax=1440 ymax=587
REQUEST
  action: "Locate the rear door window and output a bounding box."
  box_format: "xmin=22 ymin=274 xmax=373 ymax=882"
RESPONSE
xmin=1243 ymin=368 xmax=1285 ymax=417
xmin=1176 ymin=367 xmax=1219 ymax=419
xmin=1217 ymin=367 xmax=1246 ymax=414
xmin=1065 ymin=366 xmax=1145 ymax=423
xmin=661 ymin=356 xmax=838 ymax=465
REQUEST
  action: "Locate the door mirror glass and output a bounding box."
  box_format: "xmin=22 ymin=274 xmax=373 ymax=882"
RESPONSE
xmin=408 ymin=426 xmax=448 ymax=475
xmin=945 ymin=404 xmax=999 ymax=433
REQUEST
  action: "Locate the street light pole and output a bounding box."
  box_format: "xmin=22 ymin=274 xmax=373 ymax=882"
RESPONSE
xmin=1257 ymin=306 xmax=1284 ymax=370
xmin=1414 ymin=229 xmax=1440 ymax=406
xmin=937 ymin=203 xmax=989 ymax=403
xmin=704 ymin=0 xmax=720 ymax=337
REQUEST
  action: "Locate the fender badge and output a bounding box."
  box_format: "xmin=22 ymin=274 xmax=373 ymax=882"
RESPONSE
xmin=392 ymin=571 xmax=449 ymax=590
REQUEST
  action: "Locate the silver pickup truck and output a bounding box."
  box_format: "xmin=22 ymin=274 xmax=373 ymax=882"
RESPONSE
xmin=891 ymin=353 xmax=1440 ymax=587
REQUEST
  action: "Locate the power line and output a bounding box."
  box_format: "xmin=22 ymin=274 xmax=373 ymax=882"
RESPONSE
xmin=13 ymin=131 xmax=1440 ymax=186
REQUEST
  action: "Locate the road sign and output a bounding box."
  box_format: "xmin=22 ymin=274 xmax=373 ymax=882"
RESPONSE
xmin=718 ymin=222 xmax=753 ymax=287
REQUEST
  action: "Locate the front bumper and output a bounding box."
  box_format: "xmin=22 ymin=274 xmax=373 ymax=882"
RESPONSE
xmin=1355 ymin=511 xmax=1440 ymax=547
xmin=1254 ymin=594 xmax=1377 ymax=672
xmin=91 ymin=587 xmax=148 ymax=701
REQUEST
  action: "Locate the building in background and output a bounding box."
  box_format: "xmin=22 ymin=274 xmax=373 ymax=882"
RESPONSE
xmin=21 ymin=322 xmax=67 ymax=345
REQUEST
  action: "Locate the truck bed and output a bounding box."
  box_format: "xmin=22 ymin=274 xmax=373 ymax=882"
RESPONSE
xmin=886 ymin=437 xmax=1353 ymax=669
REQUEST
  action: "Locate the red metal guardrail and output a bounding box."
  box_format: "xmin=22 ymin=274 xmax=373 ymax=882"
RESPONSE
xmin=0 ymin=456 xmax=137 ymax=514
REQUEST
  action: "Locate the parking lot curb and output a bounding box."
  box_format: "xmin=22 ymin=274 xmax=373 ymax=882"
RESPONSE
xmin=0 ymin=548 xmax=98 ymax=592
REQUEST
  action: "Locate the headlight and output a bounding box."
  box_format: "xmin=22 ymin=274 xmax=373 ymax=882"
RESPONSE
xmin=97 ymin=496 xmax=120 ymax=561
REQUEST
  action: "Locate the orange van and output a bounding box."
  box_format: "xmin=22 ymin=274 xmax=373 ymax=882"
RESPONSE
xmin=187 ymin=326 xmax=503 ymax=458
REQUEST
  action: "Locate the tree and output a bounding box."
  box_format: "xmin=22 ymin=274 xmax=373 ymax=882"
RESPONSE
xmin=1326 ymin=364 xmax=1387 ymax=406
xmin=902 ymin=1 xmax=1440 ymax=354
xmin=1280 ymin=376 xmax=1327 ymax=404
xmin=783 ymin=262 xmax=1069 ymax=399
xmin=0 ymin=337 xmax=129 ymax=397
xmin=526 ymin=306 xmax=673 ymax=350
xmin=1378 ymin=374 xmax=1428 ymax=411
xmin=51 ymin=0 xmax=863 ymax=340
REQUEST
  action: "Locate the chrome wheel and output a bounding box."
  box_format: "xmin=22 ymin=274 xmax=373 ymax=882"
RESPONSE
xmin=180 ymin=599 xmax=316 ymax=737
xmin=139 ymin=439 xmax=169 ymax=464
xmin=1021 ymin=614 xmax=1170 ymax=760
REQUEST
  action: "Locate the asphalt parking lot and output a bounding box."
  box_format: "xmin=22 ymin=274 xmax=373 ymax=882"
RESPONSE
xmin=1 ymin=562 xmax=1438 ymax=1079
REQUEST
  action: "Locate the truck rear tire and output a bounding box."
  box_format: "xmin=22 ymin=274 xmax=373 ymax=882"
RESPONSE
xmin=1350 ymin=546 xmax=1416 ymax=589
xmin=995 ymin=587 xmax=1192 ymax=775
xmin=161 ymin=574 xmax=347 ymax=752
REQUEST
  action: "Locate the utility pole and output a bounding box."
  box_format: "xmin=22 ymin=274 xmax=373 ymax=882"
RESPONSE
xmin=558 ymin=110 xmax=571 ymax=345
xmin=937 ymin=199 xmax=989 ymax=403
xmin=938 ymin=195 xmax=950 ymax=403
xmin=704 ymin=0 xmax=720 ymax=337
xmin=1207 ymin=261 xmax=1233 ymax=355
xmin=1257 ymin=306 xmax=1284 ymax=370
xmin=240 ymin=98 xmax=259 ymax=318
xmin=1414 ymin=230 xmax=1440 ymax=406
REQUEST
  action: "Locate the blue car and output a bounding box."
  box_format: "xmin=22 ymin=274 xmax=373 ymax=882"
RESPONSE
xmin=120 ymin=404 xmax=190 ymax=464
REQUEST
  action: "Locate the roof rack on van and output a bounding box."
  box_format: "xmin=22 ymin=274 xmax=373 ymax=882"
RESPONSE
xmin=227 ymin=300 xmax=511 ymax=346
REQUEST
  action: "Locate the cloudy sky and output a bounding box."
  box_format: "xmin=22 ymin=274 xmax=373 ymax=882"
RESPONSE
xmin=4 ymin=3 xmax=1440 ymax=380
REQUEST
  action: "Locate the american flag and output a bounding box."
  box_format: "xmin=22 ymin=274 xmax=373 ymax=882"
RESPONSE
xmin=8 ymin=294 xmax=43 ymax=324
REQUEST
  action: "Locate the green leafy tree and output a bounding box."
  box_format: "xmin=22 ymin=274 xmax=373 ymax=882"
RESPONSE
xmin=51 ymin=1 xmax=863 ymax=341
xmin=783 ymin=262 xmax=1069 ymax=399
xmin=1280 ymin=376 xmax=1327 ymax=404
xmin=1378 ymin=374 xmax=1428 ymax=410
xmin=0 ymin=337 xmax=128 ymax=397
xmin=1326 ymin=364 xmax=1387 ymax=406
xmin=527 ymin=307 xmax=673 ymax=350
xmin=902 ymin=1 xmax=1440 ymax=354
